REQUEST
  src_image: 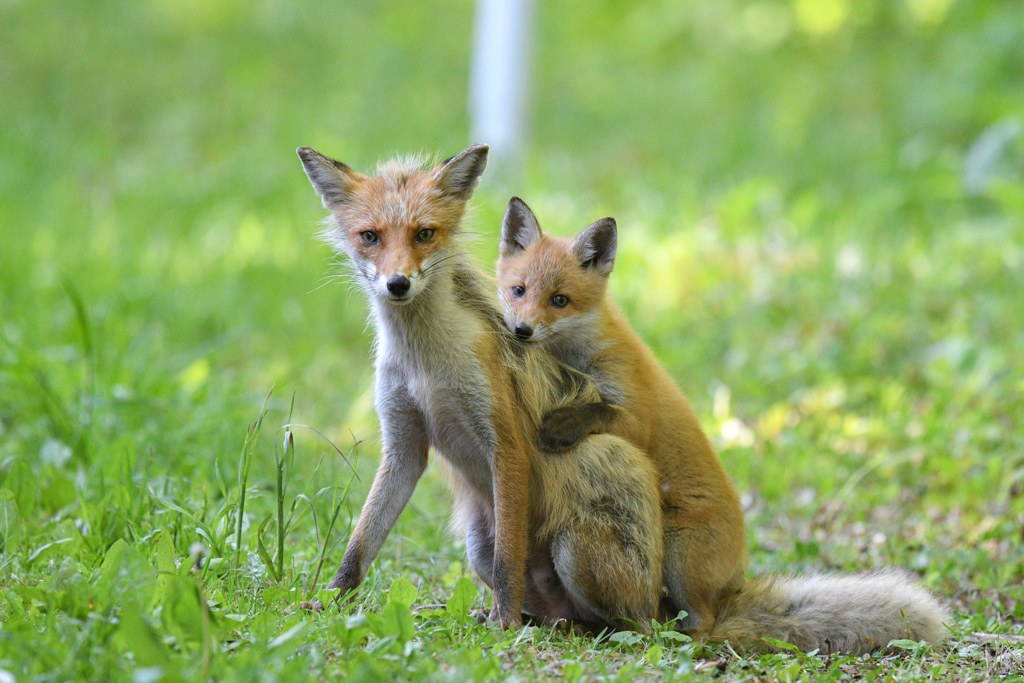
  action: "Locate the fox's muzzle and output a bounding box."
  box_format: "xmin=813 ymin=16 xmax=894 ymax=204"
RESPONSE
xmin=386 ymin=275 xmax=411 ymax=296
xmin=370 ymin=269 xmax=425 ymax=305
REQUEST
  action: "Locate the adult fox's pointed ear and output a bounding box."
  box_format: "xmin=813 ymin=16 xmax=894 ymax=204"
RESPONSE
xmin=435 ymin=144 xmax=489 ymax=199
xmin=570 ymin=217 xmax=617 ymax=275
xmin=296 ymin=147 xmax=367 ymax=209
xmin=500 ymin=197 xmax=543 ymax=257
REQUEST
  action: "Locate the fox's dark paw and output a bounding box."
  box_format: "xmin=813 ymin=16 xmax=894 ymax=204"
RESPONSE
xmin=300 ymin=587 xmax=346 ymax=613
xmin=488 ymin=606 xmax=524 ymax=631
xmin=538 ymin=407 xmax=588 ymax=452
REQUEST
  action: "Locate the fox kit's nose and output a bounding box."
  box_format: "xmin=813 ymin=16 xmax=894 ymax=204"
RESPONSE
xmin=386 ymin=275 xmax=411 ymax=296
xmin=514 ymin=323 xmax=533 ymax=340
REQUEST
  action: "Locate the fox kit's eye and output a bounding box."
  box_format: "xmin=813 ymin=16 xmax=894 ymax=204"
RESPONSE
xmin=551 ymin=294 xmax=569 ymax=308
xmin=512 ymin=285 xmax=526 ymax=298
xmin=415 ymin=228 xmax=435 ymax=243
xmin=361 ymin=231 xmax=379 ymax=244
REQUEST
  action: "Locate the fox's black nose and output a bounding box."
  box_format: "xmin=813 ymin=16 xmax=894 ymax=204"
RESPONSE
xmin=514 ymin=323 xmax=533 ymax=339
xmin=387 ymin=275 xmax=411 ymax=296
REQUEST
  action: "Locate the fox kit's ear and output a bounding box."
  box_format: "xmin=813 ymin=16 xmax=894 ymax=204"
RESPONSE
xmin=296 ymin=147 xmax=367 ymax=209
xmin=501 ymin=197 xmax=543 ymax=257
xmin=435 ymin=143 xmax=489 ymax=199
xmin=570 ymin=217 xmax=617 ymax=275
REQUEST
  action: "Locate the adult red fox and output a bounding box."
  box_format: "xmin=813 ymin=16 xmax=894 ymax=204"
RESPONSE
xmin=296 ymin=145 xmax=664 ymax=631
xmin=495 ymin=197 xmax=949 ymax=653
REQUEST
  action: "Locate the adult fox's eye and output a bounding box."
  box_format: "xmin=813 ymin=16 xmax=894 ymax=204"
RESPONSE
xmin=416 ymin=228 xmax=435 ymax=243
xmin=361 ymin=231 xmax=379 ymax=244
xmin=551 ymin=294 xmax=569 ymax=307
xmin=512 ymin=286 xmax=526 ymax=298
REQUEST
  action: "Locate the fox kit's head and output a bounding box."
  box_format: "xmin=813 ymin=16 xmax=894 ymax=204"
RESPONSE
xmin=496 ymin=197 xmax=617 ymax=344
xmin=297 ymin=144 xmax=488 ymax=306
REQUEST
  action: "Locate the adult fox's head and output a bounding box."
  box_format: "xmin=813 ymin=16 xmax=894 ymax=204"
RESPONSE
xmin=297 ymin=144 xmax=488 ymax=305
xmin=496 ymin=197 xmax=617 ymax=343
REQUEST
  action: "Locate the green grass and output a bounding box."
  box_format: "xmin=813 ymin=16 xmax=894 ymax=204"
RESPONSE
xmin=1 ymin=0 xmax=1023 ymax=680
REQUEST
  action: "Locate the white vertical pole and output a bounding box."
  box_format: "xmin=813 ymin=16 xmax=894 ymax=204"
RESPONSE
xmin=469 ymin=0 xmax=533 ymax=174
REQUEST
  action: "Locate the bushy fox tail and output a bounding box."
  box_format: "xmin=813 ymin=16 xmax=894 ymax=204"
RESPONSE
xmin=709 ymin=570 xmax=949 ymax=655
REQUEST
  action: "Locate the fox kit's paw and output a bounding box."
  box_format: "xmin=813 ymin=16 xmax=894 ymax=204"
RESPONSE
xmin=538 ymin=406 xmax=589 ymax=452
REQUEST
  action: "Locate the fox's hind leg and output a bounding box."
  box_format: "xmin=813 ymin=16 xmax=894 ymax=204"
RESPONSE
xmin=661 ymin=505 xmax=747 ymax=636
xmin=551 ymin=526 xmax=660 ymax=631
xmin=546 ymin=435 xmax=664 ymax=631
xmin=457 ymin=493 xmax=497 ymax=588
xmin=457 ymin=488 xmax=581 ymax=626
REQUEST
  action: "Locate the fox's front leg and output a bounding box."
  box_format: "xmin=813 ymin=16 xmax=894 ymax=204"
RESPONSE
xmin=328 ymin=375 xmax=429 ymax=597
xmin=488 ymin=415 xmax=532 ymax=629
xmin=538 ymin=400 xmax=620 ymax=452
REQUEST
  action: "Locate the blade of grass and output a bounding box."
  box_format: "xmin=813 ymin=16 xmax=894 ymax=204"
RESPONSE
xmin=236 ymin=385 xmax=274 ymax=571
xmin=280 ymin=423 xmax=360 ymax=481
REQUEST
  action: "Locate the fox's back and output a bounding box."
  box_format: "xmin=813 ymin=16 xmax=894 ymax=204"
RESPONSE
xmin=599 ymin=305 xmax=739 ymax=497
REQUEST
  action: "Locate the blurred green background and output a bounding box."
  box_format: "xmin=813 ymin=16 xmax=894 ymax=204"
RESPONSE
xmin=1 ymin=0 xmax=1023 ymax=678
xmin=3 ymin=0 xmax=1022 ymax=474
xmin=3 ymin=0 xmax=1023 ymax=539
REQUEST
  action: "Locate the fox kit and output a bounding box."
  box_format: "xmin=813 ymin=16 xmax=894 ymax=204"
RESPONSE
xmin=296 ymin=145 xmax=663 ymax=631
xmin=496 ymin=197 xmax=948 ymax=653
